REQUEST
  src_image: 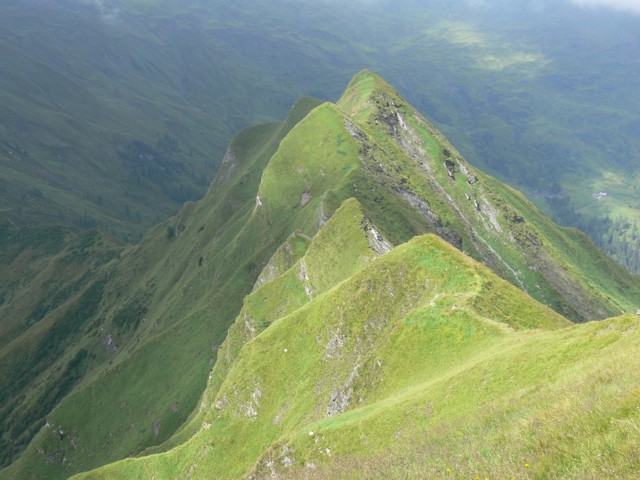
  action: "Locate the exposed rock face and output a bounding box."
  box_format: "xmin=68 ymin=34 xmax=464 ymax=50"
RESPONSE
xmin=300 ymin=192 xmax=312 ymax=207
xmin=444 ymin=159 xmax=455 ymax=179
xmin=327 ymin=366 xmax=359 ymax=417
xmin=365 ymin=224 xmax=392 ymax=256
xmin=297 ymin=259 xmax=314 ymax=299
xmin=241 ymin=385 xmax=264 ymax=420
xmin=101 ymin=334 xmax=118 ymax=354
xmin=208 ymin=148 xmax=236 ymax=192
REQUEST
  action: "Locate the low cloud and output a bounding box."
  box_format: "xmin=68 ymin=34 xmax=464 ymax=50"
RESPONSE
xmin=464 ymin=0 xmax=640 ymax=14
xmin=569 ymin=0 xmax=640 ymax=14
xmin=79 ymin=0 xmax=120 ymax=24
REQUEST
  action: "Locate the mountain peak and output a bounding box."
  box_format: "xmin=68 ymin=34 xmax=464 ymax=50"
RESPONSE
xmin=337 ymin=69 xmax=404 ymax=121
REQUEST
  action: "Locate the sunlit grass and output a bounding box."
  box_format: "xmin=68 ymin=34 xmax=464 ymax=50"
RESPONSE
xmin=477 ymin=53 xmax=548 ymax=72
xmin=426 ymin=21 xmax=488 ymax=47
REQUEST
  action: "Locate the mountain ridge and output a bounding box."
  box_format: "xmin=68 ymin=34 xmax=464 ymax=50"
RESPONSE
xmin=71 ymin=209 xmax=638 ymax=479
xmin=1 ymin=71 xmax=638 ymax=479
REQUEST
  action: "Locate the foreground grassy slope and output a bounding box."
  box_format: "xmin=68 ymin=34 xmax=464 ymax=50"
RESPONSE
xmin=3 ymin=72 xmax=639 ymax=479
xmin=79 ymin=220 xmax=640 ymax=479
xmin=276 ymin=315 xmax=640 ymax=479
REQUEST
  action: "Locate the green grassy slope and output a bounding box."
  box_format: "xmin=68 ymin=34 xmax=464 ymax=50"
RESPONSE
xmin=276 ymin=315 xmax=640 ymax=479
xmin=78 ymin=219 xmax=640 ymax=479
xmin=2 ymin=73 xmax=639 ymax=479
xmin=0 ymin=225 xmax=121 ymax=465
xmin=0 ymin=97 xmax=323 ymax=476
xmin=333 ymin=71 xmax=639 ymax=320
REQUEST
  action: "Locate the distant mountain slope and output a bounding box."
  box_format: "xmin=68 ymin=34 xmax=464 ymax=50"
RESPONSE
xmin=0 ymin=0 xmax=346 ymax=240
xmin=0 ymin=1 xmax=213 ymax=239
xmin=1 ymin=73 xmax=638 ymax=479
xmin=1 ymin=0 xmax=638 ymax=270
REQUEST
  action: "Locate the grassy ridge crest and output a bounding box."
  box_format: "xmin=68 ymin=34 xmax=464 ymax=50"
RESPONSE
xmin=76 ymin=227 xmax=637 ymax=479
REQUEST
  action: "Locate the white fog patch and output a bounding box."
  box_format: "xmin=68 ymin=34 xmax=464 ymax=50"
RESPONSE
xmin=78 ymin=0 xmax=120 ymax=24
xmin=466 ymin=0 xmax=491 ymax=6
xmin=570 ymin=0 xmax=640 ymax=14
xmin=465 ymin=0 xmax=640 ymax=14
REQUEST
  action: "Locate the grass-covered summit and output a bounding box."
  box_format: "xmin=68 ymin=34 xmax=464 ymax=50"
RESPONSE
xmin=2 ymin=71 xmax=639 ymax=479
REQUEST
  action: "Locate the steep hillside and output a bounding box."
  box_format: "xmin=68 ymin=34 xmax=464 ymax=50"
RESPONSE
xmin=2 ymin=73 xmax=638 ymax=479
xmin=331 ymin=72 xmax=639 ymax=321
xmin=0 ymin=96 xmax=323 ymax=475
xmin=0 ymin=225 xmax=121 ymax=465
xmin=73 ymin=213 xmax=639 ymax=479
